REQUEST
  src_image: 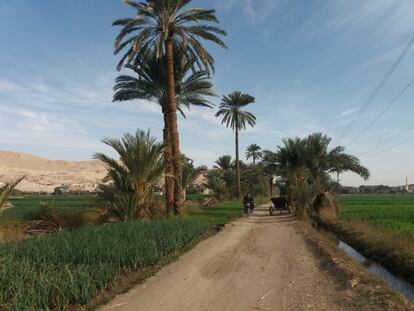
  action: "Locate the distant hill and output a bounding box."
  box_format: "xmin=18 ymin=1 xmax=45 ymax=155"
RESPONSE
xmin=0 ymin=151 xmax=106 ymax=193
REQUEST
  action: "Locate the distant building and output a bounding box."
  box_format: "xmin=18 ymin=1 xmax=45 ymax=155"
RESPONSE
xmin=53 ymin=186 xmax=70 ymax=195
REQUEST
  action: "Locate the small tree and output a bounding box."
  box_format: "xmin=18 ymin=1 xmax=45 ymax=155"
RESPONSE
xmin=94 ymin=130 xmax=164 ymax=221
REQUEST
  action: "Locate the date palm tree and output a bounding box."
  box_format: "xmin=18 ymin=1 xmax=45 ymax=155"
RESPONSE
xmin=113 ymin=52 xmax=215 ymax=215
xmin=0 ymin=176 xmax=24 ymax=212
xmin=275 ymin=133 xmax=369 ymax=217
xmin=246 ymin=144 xmax=262 ymax=164
xmin=181 ymin=155 xmax=207 ymax=201
xmin=94 ymin=130 xmax=164 ymax=220
xmin=215 ymin=92 xmax=256 ymax=199
xmin=113 ymin=0 xmax=227 ymax=213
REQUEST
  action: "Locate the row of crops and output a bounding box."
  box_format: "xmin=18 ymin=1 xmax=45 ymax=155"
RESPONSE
xmin=0 ymin=197 xmax=244 ymax=310
xmin=338 ymin=194 xmax=414 ymax=232
xmin=0 ymin=218 xmax=208 ymax=310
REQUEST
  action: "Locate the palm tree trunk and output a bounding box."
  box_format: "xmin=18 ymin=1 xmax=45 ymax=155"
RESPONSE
xmin=235 ymin=120 xmax=240 ymax=199
xmin=162 ymin=111 xmax=174 ymax=216
xmin=165 ymin=37 xmax=183 ymax=215
xmin=269 ymin=176 xmax=273 ymax=197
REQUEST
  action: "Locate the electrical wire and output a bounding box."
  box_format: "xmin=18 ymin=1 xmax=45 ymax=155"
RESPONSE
xmin=362 ymin=135 xmax=414 ymax=159
xmin=348 ymin=78 xmax=414 ymax=146
xmin=359 ymin=121 xmax=414 ymax=157
xmin=337 ymin=37 xmax=414 ymax=141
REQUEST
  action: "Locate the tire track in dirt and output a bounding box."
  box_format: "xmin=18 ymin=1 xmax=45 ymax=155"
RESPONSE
xmin=100 ymin=205 xmax=391 ymax=311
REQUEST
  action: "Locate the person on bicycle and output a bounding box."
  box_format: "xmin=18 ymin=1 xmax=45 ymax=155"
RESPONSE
xmin=243 ymin=193 xmax=255 ymax=212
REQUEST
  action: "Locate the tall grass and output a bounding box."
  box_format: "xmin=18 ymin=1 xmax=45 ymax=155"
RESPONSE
xmin=0 ymin=218 xmax=207 ymax=310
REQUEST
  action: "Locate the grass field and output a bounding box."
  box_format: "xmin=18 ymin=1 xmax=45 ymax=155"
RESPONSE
xmin=1 ymin=195 xmax=98 ymax=224
xmin=324 ymin=194 xmax=414 ymax=283
xmin=338 ymin=194 xmax=414 ymax=232
xmin=0 ymin=200 xmax=245 ymax=310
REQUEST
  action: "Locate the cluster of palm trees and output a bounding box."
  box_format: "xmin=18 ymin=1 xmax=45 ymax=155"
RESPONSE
xmin=106 ymin=0 xmax=258 ymax=217
xmin=112 ymin=0 xmax=227 ymax=215
xmin=205 ymin=154 xmax=268 ymax=200
xmin=266 ymin=133 xmax=370 ymax=217
xmin=96 ymin=0 xmax=369 ymax=220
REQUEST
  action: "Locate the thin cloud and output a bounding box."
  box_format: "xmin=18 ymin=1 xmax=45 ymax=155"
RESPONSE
xmin=334 ymin=108 xmax=358 ymax=120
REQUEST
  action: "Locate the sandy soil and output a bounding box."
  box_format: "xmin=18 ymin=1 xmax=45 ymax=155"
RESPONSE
xmin=100 ymin=206 xmax=386 ymax=311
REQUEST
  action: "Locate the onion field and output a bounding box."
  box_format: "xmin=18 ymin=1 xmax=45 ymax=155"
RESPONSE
xmin=338 ymin=194 xmax=414 ymax=232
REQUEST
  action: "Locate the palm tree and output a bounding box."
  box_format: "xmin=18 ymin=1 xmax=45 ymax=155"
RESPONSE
xmin=261 ymin=150 xmax=278 ymax=196
xmin=181 ymin=155 xmax=207 ymax=201
xmin=214 ymin=155 xmax=233 ymax=170
xmin=0 ymin=176 xmax=24 ymax=212
xmin=215 ymin=92 xmax=256 ymax=199
xmin=113 ymin=52 xmax=215 ymax=215
xmin=113 ymin=0 xmax=227 ymax=214
xmin=275 ymin=133 xmax=370 ymax=217
xmin=94 ymin=130 xmax=164 ymax=220
xmin=246 ymin=144 xmax=262 ymax=164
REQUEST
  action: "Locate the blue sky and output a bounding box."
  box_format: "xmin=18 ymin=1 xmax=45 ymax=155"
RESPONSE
xmin=0 ymin=0 xmax=413 ymax=186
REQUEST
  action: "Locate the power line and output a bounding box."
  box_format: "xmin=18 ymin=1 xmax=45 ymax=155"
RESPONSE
xmin=337 ymin=37 xmax=414 ymax=141
xmin=358 ymin=121 xmax=414 ymax=156
xmin=362 ymin=135 xmax=414 ymax=159
xmin=348 ymin=78 xmax=414 ymax=146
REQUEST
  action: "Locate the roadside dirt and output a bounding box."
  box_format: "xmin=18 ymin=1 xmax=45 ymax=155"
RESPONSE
xmin=100 ymin=206 xmax=411 ymax=311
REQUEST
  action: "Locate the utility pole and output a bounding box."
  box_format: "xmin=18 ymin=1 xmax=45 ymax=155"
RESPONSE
xmin=406 ymin=176 xmax=409 ymax=192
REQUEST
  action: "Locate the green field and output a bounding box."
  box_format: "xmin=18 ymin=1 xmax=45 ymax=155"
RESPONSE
xmin=338 ymin=194 xmax=414 ymax=232
xmin=0 ymin=200 xmax=243 ymax=310
xmin=1 ymin=195 xmax=98 ymax=224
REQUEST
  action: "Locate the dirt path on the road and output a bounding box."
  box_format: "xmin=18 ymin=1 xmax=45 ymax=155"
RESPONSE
xmin=100 ymin=206 xmax=400 ymax=311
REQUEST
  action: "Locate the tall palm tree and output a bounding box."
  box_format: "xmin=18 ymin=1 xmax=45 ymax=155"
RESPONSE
xmin=94 ymin=130 xmax=164 ymax=220
xmin=113 ymin=0 xmax=227 ymax=214
xmin=246 ymin=144 xmax=262 ymax=164
xmin=215 ymin=92 xmax=256 ymax=199
xmin=113 ymin=52 xmax=215 ymax=215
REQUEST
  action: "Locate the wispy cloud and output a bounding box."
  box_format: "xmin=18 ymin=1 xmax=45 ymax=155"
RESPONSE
xmin=334 ymin=108 xmax=357 ymax=120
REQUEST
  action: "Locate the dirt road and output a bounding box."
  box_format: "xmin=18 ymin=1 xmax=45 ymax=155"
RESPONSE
xmin=100 ymin=206 xmax=386 ymax=311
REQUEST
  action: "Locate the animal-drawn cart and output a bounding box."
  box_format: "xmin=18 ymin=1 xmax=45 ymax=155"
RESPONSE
xmin=269 ymin=197 xmax=291 ymax=215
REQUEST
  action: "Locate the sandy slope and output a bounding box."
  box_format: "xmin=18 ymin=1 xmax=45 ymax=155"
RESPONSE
xmin=100 ymin=206 xmax=390 ymax=311
xmin=0 ymin=150 xmax=106 ymax=192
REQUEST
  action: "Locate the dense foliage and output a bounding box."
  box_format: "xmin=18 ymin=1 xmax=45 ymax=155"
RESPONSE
xmin=94 ymin=130 xmax=164 ymax=220
xmin=205 ymin=154 xmax=267 ymax=199
xmin=272 ymin=133 xmax=369 ymax=217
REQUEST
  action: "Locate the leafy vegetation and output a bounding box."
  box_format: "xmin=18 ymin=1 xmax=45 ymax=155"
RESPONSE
xmin=320 ymin=194 xmax=414 ymax=284
xmin=216 ymin=92 xmax=256 ymax=199
xmin=0 ymin=177 xmax=24 ymax=212
xmin=205 ymin=154 xmax=268 ymax=200
xmin=272 ymin=133 xmax=369 ymax=217
xmin=0 ymin=196 xmax=98 ymax=225
xmin=113 ymin=0 xmax=227 ymax=213
xmin=94 ymin=130 xmax=164 ymax=221
xmin=113 ymin=48 xmax=215 ymax=215
xmin=245 ymin=144 xmax=262 ymax=164
xmin=0 ymin=200 xmax=243 ymax=310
